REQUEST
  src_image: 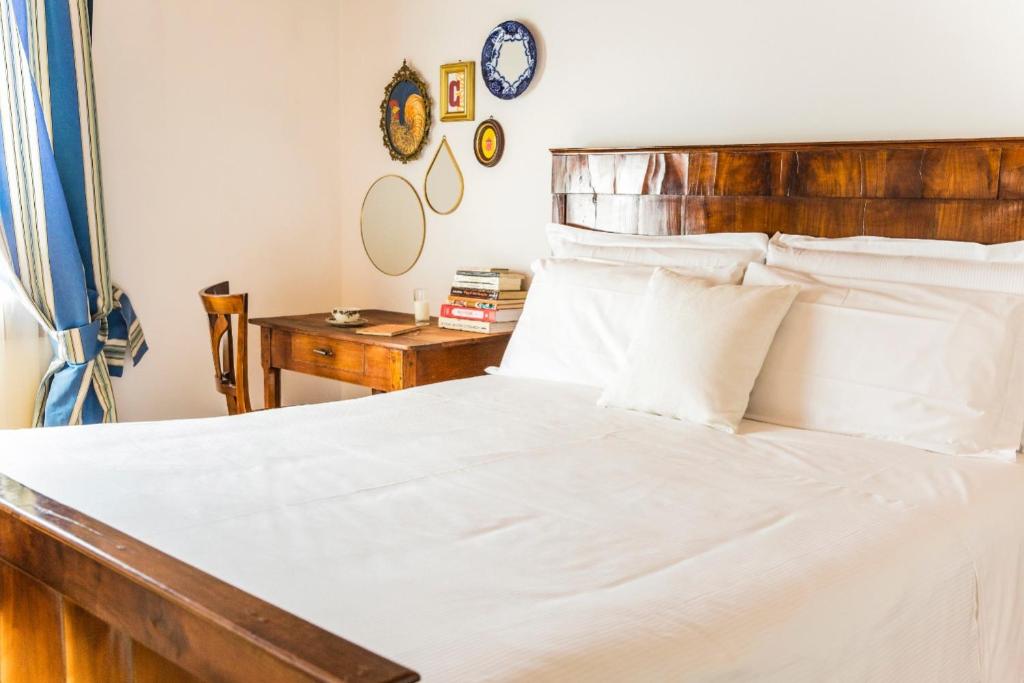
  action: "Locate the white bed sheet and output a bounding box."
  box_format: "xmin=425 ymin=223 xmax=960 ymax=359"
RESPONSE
xmin=0 ymin=375 xmax=1022 ymax=682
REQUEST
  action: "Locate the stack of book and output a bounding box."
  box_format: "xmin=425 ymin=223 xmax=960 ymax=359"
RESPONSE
xmin=439 ymin=268 xmax=527 ymax=333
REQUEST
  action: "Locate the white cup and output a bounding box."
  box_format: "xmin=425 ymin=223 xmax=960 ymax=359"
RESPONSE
xmin=331 ymin=307 xmax=360 ymax=323
xmin=413 ymin=289 xmax=429 ymax=323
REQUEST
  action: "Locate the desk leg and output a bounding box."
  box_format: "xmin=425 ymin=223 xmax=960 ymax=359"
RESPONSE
xmin=261 ymin=327 xmax=282 ymax=409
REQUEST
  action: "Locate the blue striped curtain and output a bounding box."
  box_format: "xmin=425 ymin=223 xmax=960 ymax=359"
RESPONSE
xmin=0 ymin=0 xmax=145 ymax=427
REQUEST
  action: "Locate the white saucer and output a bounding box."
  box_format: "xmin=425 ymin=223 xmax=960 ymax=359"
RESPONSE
xmin=325 ymin=317 xmax=368 ymax=328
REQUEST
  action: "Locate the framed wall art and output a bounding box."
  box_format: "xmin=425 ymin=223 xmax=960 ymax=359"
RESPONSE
xmin=481 ymin=21 xmax=538 ymax=100
xmin=439 ymin=62 xmax=474 ymax=122
xmin=473 ymin=118 xmax=505 ymax=167
xmin=379 ymin=61 xmax=431 ymax=163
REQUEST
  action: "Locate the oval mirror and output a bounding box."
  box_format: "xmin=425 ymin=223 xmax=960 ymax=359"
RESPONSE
xmin=360 ymin=175 xmax=425 ymax=276
xmin=424 ymin=137 xmax=464 ymax=215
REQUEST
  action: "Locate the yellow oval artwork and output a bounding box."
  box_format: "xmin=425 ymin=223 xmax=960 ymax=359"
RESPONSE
xmin=473 ymin=118 xmax=505 ymax=167
xmin=479 ymin=129 xmax=497 ymax=161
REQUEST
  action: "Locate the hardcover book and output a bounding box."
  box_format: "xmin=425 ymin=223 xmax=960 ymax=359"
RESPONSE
xmin=450 ymin=278 xmax=522 ymax=292
xmin=456 ymin=268 xmax=511 ymax=277
xmin=449 ymin=287 xmax=527 ymax=300
xmin=446 ymin=297 xmax=525 ymax=310
xmin=355 ymin=323 xmax=424 ymax=337
xmin=440 ymin=304 xmax=523 ymax=322
xmin=438 ymin=316 xmax=517 ymax=334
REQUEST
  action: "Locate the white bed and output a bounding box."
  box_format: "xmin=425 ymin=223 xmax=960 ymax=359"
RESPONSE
xmin=1 ymin=374 xmax=1021 ymax=682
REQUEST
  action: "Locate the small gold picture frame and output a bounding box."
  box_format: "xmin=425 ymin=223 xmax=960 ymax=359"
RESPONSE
xmin=439 ymin=62 xmax=475 ymax=122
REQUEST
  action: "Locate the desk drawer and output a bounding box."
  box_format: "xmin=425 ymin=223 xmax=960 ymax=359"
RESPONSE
xmin=288 ymin=335 xmax=364 ymax=372
xmin=268 ymin=330 xmax=404 ymax=390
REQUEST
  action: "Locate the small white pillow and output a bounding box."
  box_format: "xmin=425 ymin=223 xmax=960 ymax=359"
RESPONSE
xmin=772 ymin=231 xmax=1024 ymax=262
xmin=744 ymin=264 xmax=1024 ymax=458
xmin=547 ymin=223 xmax=768 ymax=267
xmin=598 ymin=268 xmax=799 ymax=433
xmin=498 ymin=259 xmax=740 ymax=387
xmin=767 ymin=239 xmax=1024 ymax=293
xmin=549 ymin=223 xmax=769 ymax=251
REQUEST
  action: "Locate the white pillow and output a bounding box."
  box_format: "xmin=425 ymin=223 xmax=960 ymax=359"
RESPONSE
xmin=547 ymin=223 xmax=768 ymax=267
xmin=599 ymin=268 xmax=798 ymax=433
xmin=772 ymin=231 xmax=1024 ymax=262
xmin=769 ymin=236 xmax=1024 ymax=451
xmin=744 ymin=264 xmax=1024 ymax=458
xmin=549 ymin=223 xmax=769 ymax=250
xmin=767 ymin=239 xmax=1024 ymax=293
xmin=498 ymin=259 xmax=742 ymax=387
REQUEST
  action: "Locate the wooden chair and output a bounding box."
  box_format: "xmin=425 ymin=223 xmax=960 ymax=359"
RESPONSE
xmin=199 ymin=281 xmax=252 ymax=415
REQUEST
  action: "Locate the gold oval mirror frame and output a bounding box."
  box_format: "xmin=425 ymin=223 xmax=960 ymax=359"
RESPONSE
xmin=360 ymin=175 xmax=425 ymax=276
xmin=424 ymin=136 xmax=464 ymax=215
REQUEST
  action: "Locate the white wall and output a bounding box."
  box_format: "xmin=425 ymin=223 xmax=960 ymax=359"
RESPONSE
xmin=87 ymin=0 xmax=1024 ymax=419
xmin=94 ymin=0 xmax=343 ymax=420
xmin=337 ymin=0 xmax=1024 ymax=383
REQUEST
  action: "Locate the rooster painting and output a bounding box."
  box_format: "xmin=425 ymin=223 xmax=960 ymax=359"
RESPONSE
xmin=379 ymin=62 xmax=431 ymax=162
xmin=383 ymin=76 xmax=428 ymax=160
xmin=387 ymin=82 xmax=426 ymax=156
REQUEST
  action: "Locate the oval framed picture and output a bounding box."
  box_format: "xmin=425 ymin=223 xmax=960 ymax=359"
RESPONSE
xmin=473 ymin=118 xmax=505 ymax=167
xmin=481 ymin=20 xmax=538 ymax=100
xmin=379 ymin=61 xmax=431 ymax=163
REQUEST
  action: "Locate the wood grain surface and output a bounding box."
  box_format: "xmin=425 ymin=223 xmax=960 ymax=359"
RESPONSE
xmin=551 ymin=137 xmax=1024 ymax=241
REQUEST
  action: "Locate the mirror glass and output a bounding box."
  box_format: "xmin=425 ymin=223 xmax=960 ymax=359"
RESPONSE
xmin=424 ymin=137 xmax=464 ymax=215
xmin=360 ymin=175 xmax=425 ymax=276
xmin=497 ymin=41 xmax=530 ymax=84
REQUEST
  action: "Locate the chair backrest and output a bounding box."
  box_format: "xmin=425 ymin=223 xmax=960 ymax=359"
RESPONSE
xmin=199 ymin=281 xmax=252 ymax=415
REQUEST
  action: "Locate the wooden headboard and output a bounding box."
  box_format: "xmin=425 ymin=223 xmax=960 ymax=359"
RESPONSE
xmin=551 ymin=137 xmax=1024 ymax=243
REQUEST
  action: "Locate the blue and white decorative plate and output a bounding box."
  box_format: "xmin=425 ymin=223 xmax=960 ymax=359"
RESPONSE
xmin=481 ymin=21 xmax=538 ymax=100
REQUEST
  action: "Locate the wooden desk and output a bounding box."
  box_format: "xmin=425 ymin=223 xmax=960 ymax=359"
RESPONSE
xmin=250 ymin=310 xmax=512 ymax=408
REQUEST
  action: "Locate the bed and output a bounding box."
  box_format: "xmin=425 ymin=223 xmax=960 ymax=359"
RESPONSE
xmin=2 ymin=137 xmax=1024 ymax=682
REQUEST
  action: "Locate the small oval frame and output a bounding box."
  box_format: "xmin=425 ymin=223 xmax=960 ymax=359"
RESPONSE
xmin=473 ymin=118 xmax=505 ymax=167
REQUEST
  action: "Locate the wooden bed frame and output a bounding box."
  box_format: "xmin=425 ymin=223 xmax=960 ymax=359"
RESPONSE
xmin=0 ymin=475 xmax=418 ymax=682
xmin=2 ymin=136 xmax=1024 ymax=682
xmin=551 ymin=137 xmax=1024 ymax=241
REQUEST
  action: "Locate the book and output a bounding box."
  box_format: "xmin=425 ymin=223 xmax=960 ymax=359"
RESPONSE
xmin=455 ymin=267 xmax=512 ymax=277
xmin=438 ymin=316 xmax=517 ymax=334
xmin=450 ymin=277 xmax=522 ymax=291
xmin=447 ymin=297 xmax=525 ymax=310
xmin=440 ymin=304 xmax=523 ymax=323
xmin=454 ymin=268 xmax=524 ymax=282
xmin=449 ymin=287 xmax=527 ymax=300
xmin=355 ymin=322 xmax=425 ymax=337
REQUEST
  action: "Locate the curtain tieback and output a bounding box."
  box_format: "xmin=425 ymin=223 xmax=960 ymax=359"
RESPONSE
xmin=53 ymin=318 xmax=108 ymax=366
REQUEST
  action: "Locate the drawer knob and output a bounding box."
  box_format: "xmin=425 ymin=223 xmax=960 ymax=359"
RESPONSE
xmin=312 ymin=347 xmax=334 ymax=357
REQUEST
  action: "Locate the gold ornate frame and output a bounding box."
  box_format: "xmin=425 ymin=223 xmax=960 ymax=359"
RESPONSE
xmin=379 ymin=61 xmax=432 ymax=163
xmin=439 ymin=62 xmax=475 ymax=122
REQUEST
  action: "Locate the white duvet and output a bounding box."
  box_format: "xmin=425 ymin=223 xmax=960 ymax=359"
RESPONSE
xmin=1 ymin=375 xmax=1022 ymax=682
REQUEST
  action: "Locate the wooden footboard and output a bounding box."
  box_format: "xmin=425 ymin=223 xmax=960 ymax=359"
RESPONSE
xmin=0 ymin=475 xmax=419 ymax=683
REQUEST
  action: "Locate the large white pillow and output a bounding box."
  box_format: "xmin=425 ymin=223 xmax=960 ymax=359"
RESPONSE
xmin=744 ymin=264 xmax=1024 ymax=458
xmin=498 ymin=258 xmax=742 ymax=387
xmin=772 ymin=231 xmax=1024 ymax=262
xmin=598 ymin=268 xmax=798 ymax=433
xmin=767 ymin=239 xmax=1024 ymax=293
xmin=547 ymin=223 xmax=768 ymax=268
